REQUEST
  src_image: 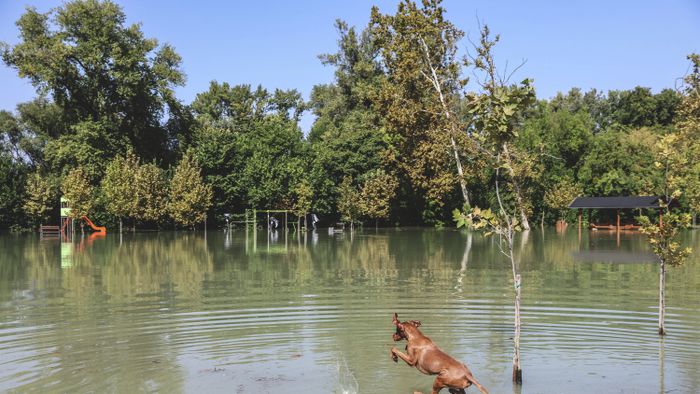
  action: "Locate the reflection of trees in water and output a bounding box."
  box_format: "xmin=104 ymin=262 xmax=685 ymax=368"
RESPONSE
xmin=1 ymin=230 xmax=700 ymax=392
xmin=2 ymin=234 xmax=219 ymax=392
xmin=0 ymin=236 xmax=52 ymax=301
xmin=100 ymin=233 xmax=213 ymax=299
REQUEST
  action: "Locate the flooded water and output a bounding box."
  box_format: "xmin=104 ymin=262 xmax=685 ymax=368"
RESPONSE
xmin=0 ymin=228 xmax=699 ymax=393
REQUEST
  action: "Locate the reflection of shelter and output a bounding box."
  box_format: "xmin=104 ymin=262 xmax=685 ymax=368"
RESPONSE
xmin=569 ymin=196 xmax=672 ymax=231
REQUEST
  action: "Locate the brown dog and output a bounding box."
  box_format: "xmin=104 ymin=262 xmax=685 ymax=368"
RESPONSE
xmin=390 ymin=313 xmax=488 ymax=394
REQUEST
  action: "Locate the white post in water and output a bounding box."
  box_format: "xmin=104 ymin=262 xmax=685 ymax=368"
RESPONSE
xmin=513 ymin=273 xmax=523 ymax=384
xmin=658 ymin=259 xmax=666 ymax=335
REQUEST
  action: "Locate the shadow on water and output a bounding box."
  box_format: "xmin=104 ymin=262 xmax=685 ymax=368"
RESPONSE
xmin=0 ymin=227 xmax=699 ymax=393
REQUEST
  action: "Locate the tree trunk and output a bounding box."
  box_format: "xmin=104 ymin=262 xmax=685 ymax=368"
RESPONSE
xmin=502 ymin=143 xmax=531 ymax=230
xmin=119 ymin=217 xmax=122 ymax=234
xmin=418 ymin=37 xmax=470 ymax=207
xmin=658 ymin=260 xmax=666 ymax=335
xmin=450 ymin=135 xmax=470 ymax=206
xmin=513 ymin=273 xmax=523 ymax=384
xmin=540 ymin=211 xmax=544 ymax=230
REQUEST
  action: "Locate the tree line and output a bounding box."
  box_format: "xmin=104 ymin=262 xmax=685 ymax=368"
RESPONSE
xmin=1 ymin=0 xmax=698 ymax=231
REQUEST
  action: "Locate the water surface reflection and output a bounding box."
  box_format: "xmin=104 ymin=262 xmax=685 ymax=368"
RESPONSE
xmin=0 ymin=229 xmax=699 ymax=393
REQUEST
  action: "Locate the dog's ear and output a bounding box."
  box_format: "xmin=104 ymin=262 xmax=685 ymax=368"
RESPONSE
xmin=410 ymin=320 xmax=421 ymax=327
xmin=392 ymin=313 xmax=399 ymax=326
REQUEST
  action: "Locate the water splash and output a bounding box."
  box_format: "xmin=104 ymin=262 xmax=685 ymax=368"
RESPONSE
xmin=334 ymin=354 xmax=358 ymax=394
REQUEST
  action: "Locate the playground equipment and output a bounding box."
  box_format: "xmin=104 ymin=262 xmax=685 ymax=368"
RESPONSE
xmin=39 ymin=224 xmax=61 ymax=239
xmin=58 ymin=196 xmax=106 ymax=237
xmin=81 ymin=216 xmax=106 ymax=234
xmin=224 ymin=209 xmax=320 ymax=232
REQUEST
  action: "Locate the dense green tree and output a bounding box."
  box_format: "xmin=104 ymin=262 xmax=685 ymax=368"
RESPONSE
xmin=192 ymin=83 xmax=308 ymax=218
xmin=167 ymin=152 xmax=213 ymax=229
xmin=134 ymin=162 xmax=167 ymax=224
xmin=578 ymin=127 xmax=662 ymax=197
xmin=337 ymin=176 xmax=362 ymax=229
xmin=608 ymin=87 xmax=680 ymax=128
xmin=44 ymin=120 xmax=128 ymax=181
xmin=101 ymin=152 xmax=139 ymax=232
xmin=61 ymin=167 xmax=94 ymax=220
xmin=6 ymin=97 xmax=67 ymax=167
xmin=292 ymin=179 xmax=313 ymax=230
xmin=0 ymin=112 xmax=29 ymax=228
xmin=544 ymin=178 xmax=582 ymax=222
xmin=666 ymin=54 xmax=700 ymax=222
xmin=309 ymin=21 xmax=388 ymax=215
xmin=518 ymin=100 xmax=594 ymax=222
xmin=370 ymin=0 xmax=475 ymax=208
xmin=0 ymin=111 xmax=23 ymax=160
xmin=1 ymin=0 xmax=186 ymax=163
xmin=0 ymin=154 xmax=26 ymax=228
xmin=23 ymin=172 xmax=56 ymax=225
xmin=359 ymin=169 xmax=399 ymax=228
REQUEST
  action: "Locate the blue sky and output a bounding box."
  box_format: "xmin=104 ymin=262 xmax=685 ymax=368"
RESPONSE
xmin=1 ymin=0 xmax=699 ymax=131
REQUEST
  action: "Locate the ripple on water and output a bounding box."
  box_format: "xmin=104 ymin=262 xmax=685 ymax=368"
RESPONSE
xmin=0 ymin=230 xmax=700 ymax=393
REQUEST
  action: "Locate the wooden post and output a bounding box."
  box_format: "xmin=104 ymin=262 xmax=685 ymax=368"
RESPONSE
xmin=578 ymin=209 xmax=582 ymax=231
xmin=616 ymin=209 xmax=620 ymax=231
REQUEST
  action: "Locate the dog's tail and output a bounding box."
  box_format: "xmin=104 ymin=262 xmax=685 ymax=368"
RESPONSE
xmin=467 ymin=374 xmax=489 ymax=394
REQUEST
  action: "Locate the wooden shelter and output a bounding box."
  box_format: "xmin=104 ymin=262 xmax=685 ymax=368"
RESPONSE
xmin=568 ymin=196 xmax=668 ymax=231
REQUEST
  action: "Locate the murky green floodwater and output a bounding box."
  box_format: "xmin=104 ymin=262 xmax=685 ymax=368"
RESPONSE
xmin=0 ymin=228 xmax=699 ymax=393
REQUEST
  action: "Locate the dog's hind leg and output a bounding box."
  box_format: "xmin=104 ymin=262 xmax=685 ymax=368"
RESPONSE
xmin=431 ymin=374 xmax=447 ymax=394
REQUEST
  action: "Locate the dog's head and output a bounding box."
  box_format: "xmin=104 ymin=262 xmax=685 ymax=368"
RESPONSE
xmin=392 ymin=313 xmax=421 ymax=341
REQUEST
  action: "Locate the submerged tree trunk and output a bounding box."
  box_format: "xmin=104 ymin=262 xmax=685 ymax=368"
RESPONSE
xmin=496 ymin=169 xmax=523 ymax=385
xmin=513 ymin=273 xmax=523 ymax=384
xmin=119 ymin=217 xmax=123 ymax=234
xmin=658 ymin=259 xmax=666 ymax=335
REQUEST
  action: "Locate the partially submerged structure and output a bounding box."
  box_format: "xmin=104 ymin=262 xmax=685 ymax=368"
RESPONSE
xmin=568 ymin=196 xmax=669 ymax=230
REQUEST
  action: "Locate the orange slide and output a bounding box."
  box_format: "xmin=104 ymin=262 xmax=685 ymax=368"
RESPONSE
xmin=81 ymin=216 xmax=106 ymax=234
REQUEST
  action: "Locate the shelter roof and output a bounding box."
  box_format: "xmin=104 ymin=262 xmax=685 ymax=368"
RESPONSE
xmin=568 ymin=196 xmax=666 ymax=209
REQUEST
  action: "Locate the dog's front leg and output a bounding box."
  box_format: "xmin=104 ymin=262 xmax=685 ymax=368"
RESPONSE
xmin=391 ymin=347 xmax=416 ymax=367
